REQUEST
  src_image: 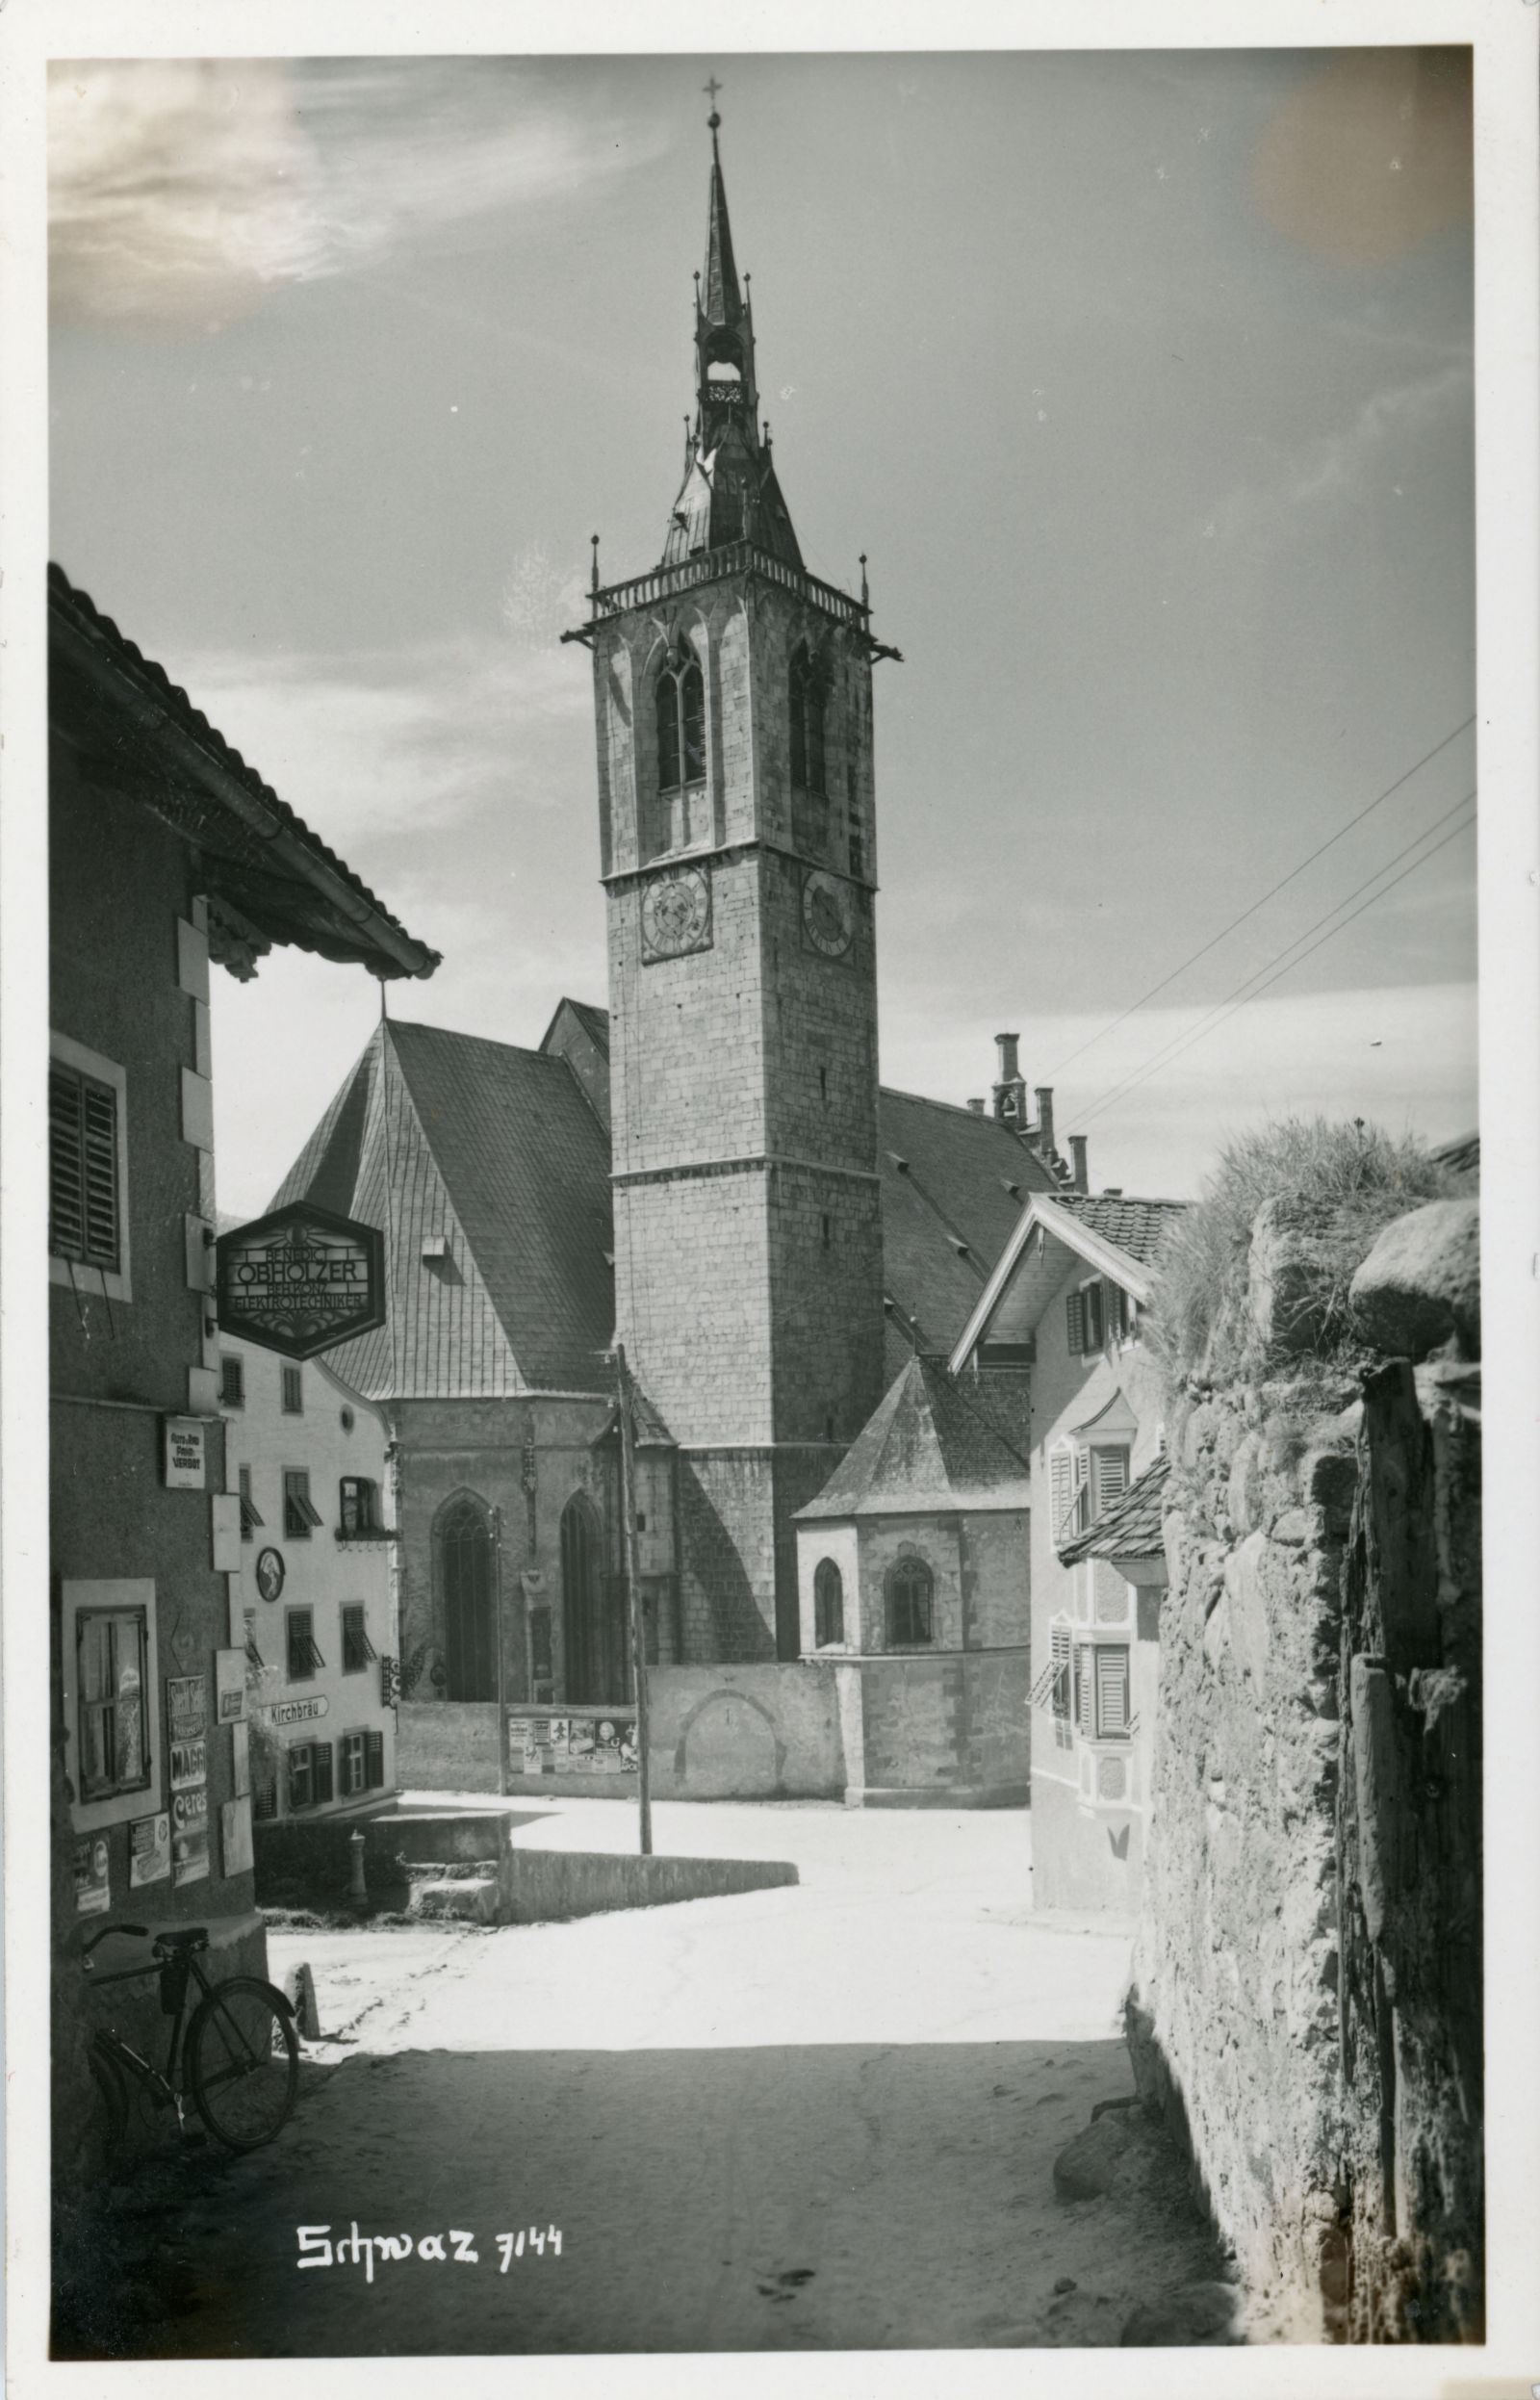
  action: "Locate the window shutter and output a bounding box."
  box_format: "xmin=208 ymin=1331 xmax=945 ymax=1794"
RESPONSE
xmin=1084 ymin=1281 xmax=1104 ymax=1350
xmin=1065 ymin=1291 xmax=1082 ymax=1355
xmin=49 ymin=1071 xmax=86 ymax=1256
xmin=1075 ymin=1643 xmax=1093 ymax=1734
xmin=366 ymin=1730 xmax=385 ymax=1790
xmin=314 ymin=1742 xmax=334 ymax=1805
xmin=82 ymin=1083 xmax=119 ymax=1266
xmin=1050 ymin=1625 xmax=1071 ymax=1720
xmin=1050 ymin=1451 xmax=1072 ymax=1542
xmin=1094 ymin=1446 xmax=1130 ymax=1518
xmin=1095 ymin=1645 xmax=1130 ymax=1739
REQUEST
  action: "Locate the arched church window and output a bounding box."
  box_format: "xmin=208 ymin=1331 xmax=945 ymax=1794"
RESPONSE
xmin=435 ymin=1492 xmax=495 ymax=1701
xmin=657 ymin=656 xmax=706 ymax=793
xmin=789 ymin=646 xmax=825 ymax=793
xmin=561 ymin=1491 xmax=628 ymax=1706
xmin=886 ymin=1555 xmax=935 ymax=1647
xmin=813 ymin=1558 xmax=844 ymax=1648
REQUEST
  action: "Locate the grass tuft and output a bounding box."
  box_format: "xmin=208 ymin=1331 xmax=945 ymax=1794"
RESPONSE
xmin=1145 ymin=1117 xmax=1457 ymax=1394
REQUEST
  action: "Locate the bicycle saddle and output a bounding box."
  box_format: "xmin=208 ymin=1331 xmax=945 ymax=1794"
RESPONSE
xmin=153 ymin=1927 xmax=209 ymax=1954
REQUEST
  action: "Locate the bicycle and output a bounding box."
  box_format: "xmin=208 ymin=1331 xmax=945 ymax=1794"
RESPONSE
xmin=81 ymin=1922 xmax=299 ymax=2155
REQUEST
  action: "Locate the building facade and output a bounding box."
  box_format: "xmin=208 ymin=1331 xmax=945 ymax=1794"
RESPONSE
xmin=951 ymin=1189 xmax=1185 ymax=1904
xmin=48 ymin=567 xmax=434 ymax=2203
xmin=220 ymin=1336 xmax=398 ymax=1820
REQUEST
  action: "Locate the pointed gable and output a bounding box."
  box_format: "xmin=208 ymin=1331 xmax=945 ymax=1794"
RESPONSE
xmin=268 ymin=1020 xmax=613 ymax=1401
xmin=797 ymin=1355 xmax=1031 ymax=1521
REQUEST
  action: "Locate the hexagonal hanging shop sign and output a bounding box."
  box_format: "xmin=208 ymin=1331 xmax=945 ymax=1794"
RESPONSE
xmin=215 ymin=1202 xmax=386 ymax=1361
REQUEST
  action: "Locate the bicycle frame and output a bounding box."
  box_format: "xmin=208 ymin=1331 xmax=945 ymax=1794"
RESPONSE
xmin=87 ymin=1945 xmax=228 ymax=2123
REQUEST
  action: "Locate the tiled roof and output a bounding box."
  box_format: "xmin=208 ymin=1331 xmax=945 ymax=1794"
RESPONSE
xmin=49 ymin=566 xmax=439 ymax=981
xmin=270 ymin=1021 xmax=614 ymax=1399
xmin=1060 ymin=1453 xmax=1170 ymax=1565
xmin=533 ymin=1003 xmax=1057 ymax=1359
xmin=798 ymin=1354 xmax=1031 ymax=1521
xmin=1048 ymin=1191 xmax=1188 ymax=1267
xmin=876 ymin=1087 xmax=1062 ymax=1354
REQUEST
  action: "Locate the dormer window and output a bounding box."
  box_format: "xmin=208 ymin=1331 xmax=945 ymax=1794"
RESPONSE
xmin=657 ymin=656 xmax=706 ymax=793
xmin=789 ymin=645 xmax=824 ymax=792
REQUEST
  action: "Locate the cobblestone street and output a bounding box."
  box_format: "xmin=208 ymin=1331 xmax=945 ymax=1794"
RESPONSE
xmin=58 ymin=1802 xmax=1230 ymax=2357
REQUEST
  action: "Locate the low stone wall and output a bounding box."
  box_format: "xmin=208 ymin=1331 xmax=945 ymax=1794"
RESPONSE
xmin=496 ymin=1847 xmax=798 ymax=1923
xmin=649 ymin=1663 xmax=843 ymax=1799
xmin=1129 ymin=1349 xmax=1481 ymax=2341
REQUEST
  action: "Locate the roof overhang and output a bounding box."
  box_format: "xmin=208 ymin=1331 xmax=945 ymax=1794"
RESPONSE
xmin=949 ymin=1193 xmax=1154 ymax=1376
xmin=50 ymin=572 xmax=440 ymax=983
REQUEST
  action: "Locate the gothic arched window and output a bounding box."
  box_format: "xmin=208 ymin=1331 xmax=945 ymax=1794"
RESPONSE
xmin=657 ymin=655 xmax=706 ymax=793
xmin=789 ymin=646 xmax=825 ymax=793
xmin=813 ymin=1558 xmax=844 ymax=1648
xmin=435 ymin=1492 xmax=495 ymax=1701
xmin=886 ymin=1555 xmax=935 ymax=1647
xmin=561 ymin=1490 xmax=628 ymax=1706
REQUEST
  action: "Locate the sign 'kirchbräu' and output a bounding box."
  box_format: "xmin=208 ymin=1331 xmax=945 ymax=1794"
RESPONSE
xmin=215 ymin=1203 xmax=387 ymax=1362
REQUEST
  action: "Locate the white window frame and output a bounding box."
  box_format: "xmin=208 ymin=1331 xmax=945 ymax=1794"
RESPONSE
xmin=48 ymin=1033 xmax=132 ymax=1304
xmin=60 ymin=1579 xmax=162 ymax=1834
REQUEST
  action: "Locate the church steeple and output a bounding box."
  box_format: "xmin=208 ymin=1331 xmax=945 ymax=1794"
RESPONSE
xmin=662 ymin=95 xmax=802 ymax=573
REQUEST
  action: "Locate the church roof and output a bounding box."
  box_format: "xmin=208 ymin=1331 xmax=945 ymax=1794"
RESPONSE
xmin=1059 ymin=1452 xmax=1170 ymax=1566
xmin=877 ymin=1086 xmax=1062 ymax=1355
xmin=797 ymin=1354 xmax=1031 ymax=1521
xmin=270 ymin=1019 xmax=615 ymax=1399
xmin=539 ymin=999 xmax=1061 ymax=1360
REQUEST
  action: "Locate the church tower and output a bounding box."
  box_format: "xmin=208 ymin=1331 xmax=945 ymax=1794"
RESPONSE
xmin=574 ymin=103 xmax=893 ymax=1662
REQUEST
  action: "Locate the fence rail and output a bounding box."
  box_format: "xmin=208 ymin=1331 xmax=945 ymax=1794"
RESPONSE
xmin=592 ymin=542 xmax=867 ymax=631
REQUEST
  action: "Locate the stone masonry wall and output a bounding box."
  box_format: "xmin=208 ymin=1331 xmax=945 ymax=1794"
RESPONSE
xmin=1129 ymin=1352 xmax=1481 ymax=2341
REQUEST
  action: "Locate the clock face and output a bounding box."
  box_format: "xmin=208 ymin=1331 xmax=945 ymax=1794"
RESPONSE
xmin=802 ymin=868 xmax=855 ymax=960
xmin=640 ymin=865 xmax=711 ymax=962
xmin=255 ymin=1546 xmax=286 ymax=1603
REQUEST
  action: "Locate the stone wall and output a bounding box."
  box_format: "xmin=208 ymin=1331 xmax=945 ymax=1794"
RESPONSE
xmin=1129 ymin=1241 xmax=1481 ymax=2340
xmin=650 ymin=1662 xmax=844 ymax=1799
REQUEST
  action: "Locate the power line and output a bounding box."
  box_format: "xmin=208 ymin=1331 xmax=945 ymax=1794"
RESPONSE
xmin=1072 ymin=795 xmax=1476 ymax=1132
xmin=1041 ymin=714 xmax=1476 ymax=1081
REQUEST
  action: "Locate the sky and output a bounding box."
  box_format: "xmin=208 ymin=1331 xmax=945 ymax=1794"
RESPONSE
xmin=47 ymin=46 xmax=1477 ymax=1211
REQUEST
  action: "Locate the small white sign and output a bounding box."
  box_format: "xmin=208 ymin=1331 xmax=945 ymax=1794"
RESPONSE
xmin=215 ymin=1648 xmax=246 ymax=1723
xmin=163 ymin=1416 xmax=207 ymax=1489
xmin=263 ymin=1695 xmax=329 ymax=1726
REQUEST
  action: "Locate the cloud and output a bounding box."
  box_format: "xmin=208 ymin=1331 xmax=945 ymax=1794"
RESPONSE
xmin=176 ymin=631 xmax=591 ymax=852
xmin=49 ymin=59 xmax=659 ymax=331
xmin=1209 ymin=360 xmax=1470 ymax=547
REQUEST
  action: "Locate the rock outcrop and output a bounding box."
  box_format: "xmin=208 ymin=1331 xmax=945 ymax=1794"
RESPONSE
xmin=1348 ymin=1198 xmax=1479 ymax=1360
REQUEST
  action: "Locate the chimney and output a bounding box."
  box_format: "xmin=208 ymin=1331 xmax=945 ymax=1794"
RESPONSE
xmin=992 ymin=1030 xmax=1026 ymax=1128
xmin=995 ymin=1032 xmax=1020 ymax=1086
xmin=1034 ymin=1085 xmax=1055 ymax=1155
xmin=966 ymin=1097 xmax=986 ymax=1115
xmin=1069 ymin=1135 xmax=1090 ymax=1194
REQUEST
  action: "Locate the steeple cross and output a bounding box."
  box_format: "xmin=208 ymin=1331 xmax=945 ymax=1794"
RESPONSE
xmin=704 ymin=76 xmax=723 ymax=118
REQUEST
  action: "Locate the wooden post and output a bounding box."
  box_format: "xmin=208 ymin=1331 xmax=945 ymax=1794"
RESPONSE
xmin=493 ymin=1504 xmax=509 ymax=1799
xmin=614 ymin=1344 xmax=653 ymax=1856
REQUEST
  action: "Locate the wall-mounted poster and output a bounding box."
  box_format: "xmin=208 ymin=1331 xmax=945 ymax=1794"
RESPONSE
xmin=214 ymin=1648 xmax=245 ymax=1723
xmin=231 ymin=1718 xmax=250 ymax=1798
xmin=167 ymin=1673 xmax=206 ymax=1742
xmin=171 ymin=1784 xmax=209 ymax=1885
xmin=220 ymin=1795 xmax=254 ymax=1877
xmin=161 ymin=1416 xmax=206 ymax=1489
xmin=74 ymin=1834 xmax=110 ymax=1916
xmin=129 ymin=1812 xmax=171 ymax=1888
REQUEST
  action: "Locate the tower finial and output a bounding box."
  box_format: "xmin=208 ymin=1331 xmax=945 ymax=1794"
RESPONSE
xmin=704 ymin=74 xmax=723 ymax=131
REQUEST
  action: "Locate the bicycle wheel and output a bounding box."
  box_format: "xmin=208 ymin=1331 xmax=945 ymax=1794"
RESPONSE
xmin=186 ymin=1977 xmax=299 ymax=2152
xmin=88 ymin=2039 xmax=128 ymax=2156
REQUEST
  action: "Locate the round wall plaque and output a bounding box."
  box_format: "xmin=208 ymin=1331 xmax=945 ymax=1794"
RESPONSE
xmin=255 ymin=1546 xmax=286 ymax=1603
